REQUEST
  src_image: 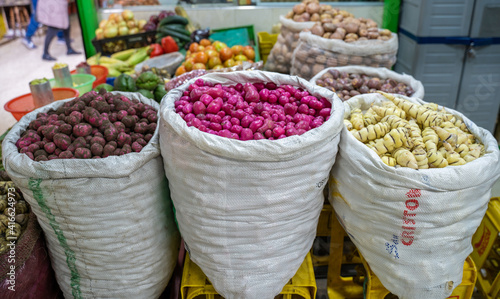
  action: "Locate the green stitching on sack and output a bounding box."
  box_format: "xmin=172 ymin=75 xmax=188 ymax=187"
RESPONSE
xmin=28 ymin=178 xmax=82 ymax=299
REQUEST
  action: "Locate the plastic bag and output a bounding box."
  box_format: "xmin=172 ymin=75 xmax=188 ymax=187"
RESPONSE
xmin=291 ymin=31 xmax=398 ymax=80
xmin=329 ymin=93 xmax=500 ymax=299
xmin=264 ymin=16 xmax=315 ymax=74
xmin=310 ymin=66 xmax=425 ymax=101
xmin=160 ymin=71 xmax=344 ymax=299
xmin=2 ymin=92 xmax=180 ymax=299
xmin=134 ymin=52 xmax=185 ymax=75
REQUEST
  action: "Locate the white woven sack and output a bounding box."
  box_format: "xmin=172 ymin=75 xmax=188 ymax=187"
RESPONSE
xmin=291 ymin=31 xmax=398 ymax=80
xmin=329 ymin=93 xmax=500 ymax=299
xmin=264 ymin=16 xmax=315 ymax=74
xmin=2 ymin=92 xmax=180 ymax=299
xmin=159 ymin=71 xmax=344 ymax=299
xmin=310 ymin=66 xmax=425 ymax=99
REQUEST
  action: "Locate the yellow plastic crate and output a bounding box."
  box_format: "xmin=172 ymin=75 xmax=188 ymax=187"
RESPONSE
xmin=0 ymin=9 xmax=7 ymax=40
xmin=257 ymin=31 xmax=278 ymax=64
xmin=471 ymin=197 xmax=500 ymax=299
xmin=181 ymin=252 xmax=317 ymax=299
xmin=363 ymin=256 xmax=477 ymax=299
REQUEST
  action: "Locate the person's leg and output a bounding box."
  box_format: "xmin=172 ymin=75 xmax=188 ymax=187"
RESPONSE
xmin=42 ymin=26 xmax=58 ymax=60
xmin=22 ymin=0 xmax=38 ymax=49
xmin=64 ymin=27 xmax=81 ymax=55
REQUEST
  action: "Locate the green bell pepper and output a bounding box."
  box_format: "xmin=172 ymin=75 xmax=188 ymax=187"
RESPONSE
xmin=154 ymin=84 xmax=167 ymax=103
xmin=113 ymin=74 xmax=137 ymax=92
xmin=136 ymin=71 xmax=161 ymax=91
xmin=137 ymin=89 xmax=155 ymax=100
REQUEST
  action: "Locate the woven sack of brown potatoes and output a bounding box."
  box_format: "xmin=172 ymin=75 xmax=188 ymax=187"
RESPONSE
xmin=290 ymin=17 xmax=398 ymax=80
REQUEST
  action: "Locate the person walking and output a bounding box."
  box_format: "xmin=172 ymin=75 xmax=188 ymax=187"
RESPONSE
xmin=22 ymin=0 xmax=66 ymax=49
xmin=36 ymin=0 xmax=81 ymax=60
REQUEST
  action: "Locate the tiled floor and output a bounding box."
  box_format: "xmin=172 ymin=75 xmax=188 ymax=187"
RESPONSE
xmin=0 ymin=15 xmax=85 ymax=134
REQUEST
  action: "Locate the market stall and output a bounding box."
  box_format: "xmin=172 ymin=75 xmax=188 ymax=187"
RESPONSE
xmin=2 ymin=0 xmax=500 ymax=298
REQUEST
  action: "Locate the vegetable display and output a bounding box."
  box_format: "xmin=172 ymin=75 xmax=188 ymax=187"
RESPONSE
xmin=315 ymin=69 xmax=415 ymax=101
xmin=285 ymin=0 xmax=352 ymax=23
xmin=87 ymin=47 xmax=151 ymax=78
xmin=346 ymin=92 xmax=484 ymax=169
xmin=155 ymin=15 xmax=192 ymax=50
xmin=175 ymin=40 xmax=256 ymax=76
xmin=15 ymin=90 xmax=158 ymax=160
xmin=174 ymin=79 xmax=332 ymax=140
xmin=0 ymin=180 xmax=30 ymax=254
xmin=112 ymin=73 xmax=165 ymax=103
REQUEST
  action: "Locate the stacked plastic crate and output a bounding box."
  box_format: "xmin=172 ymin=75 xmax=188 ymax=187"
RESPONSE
xmin=394 ymin=0 xmax=500 ymax=133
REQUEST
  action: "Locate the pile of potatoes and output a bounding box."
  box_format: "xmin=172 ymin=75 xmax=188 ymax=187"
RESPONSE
xmin=285 ymin=0 xmax=353 ymax=24
xmin=345 ymin=92 xmax=485 ymax=169
xmin=315 ymin=69 xmax=415 ymax=101
xmin=308 ymin=19 xmax=392 ymax=42
xmin=0 ymin=181 xmax=30 ymax=254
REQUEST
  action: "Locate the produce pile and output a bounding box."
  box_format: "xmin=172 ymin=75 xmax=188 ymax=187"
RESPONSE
xmin=15 ymin=90 xmax=158 ymax=160
xmin=285 ymin=0 xmax=353 ymax=23
xmin=154 ymin=15 xmax=192 ymax=51
xmin=108 ymin=72 xmax=166 ymax=103
xmin=345 ymin=92 xmax=484 ymax=169
xmin=174 ymin=79 xmax=331 ymax=140
xmin=175 ymin=40 xmax=256 ymax=76
xmin=315 ymin=69 xmax=415 ymax=101
xmin=0 ymin=180 xmax=29 ymax=254
xmin=87 ymin=47 xmax=151 ymax=78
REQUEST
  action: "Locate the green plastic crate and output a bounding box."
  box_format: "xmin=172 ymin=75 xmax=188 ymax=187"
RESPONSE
xmin=211 ymin=25 xmax=260 ymax=62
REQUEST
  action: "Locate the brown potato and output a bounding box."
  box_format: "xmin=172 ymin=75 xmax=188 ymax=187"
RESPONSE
xmin=306 ymin=2 xmax=320 ymax=14
xmin=293 ymin=3 xmax=306 ymax=14
xmin=286 ymin=11 xmax=294 ymax=19
xmin=338 ymin=54 xmax=349 ymax=66
xmin=326 ymin=57 xmax=338 ymax=67
xmin=285 ymin=52 xmax=293 ymax=62
xmin=311 ymin=23 xmax=325 ymax=36
xmin=323 ymin=23 xmax=337 ymax=32
xmin=367 ymin=31 xmax=379 ymax=39
xmin=316 ymin=55 xmax=327 ymax=64
xmin=277 ymin=34 xmax=286 ymax=44
xmin=291 ymin=41 xmax=298 ymax=49
xmin=321 ymin=13 xmax=332 ymax=20
xmin=350 ymin=56 xmax=363 ymax=64
xmin=293 ymin=15 xmax=302 ymax=22
xmin=301 ymin=12 xmax=311 ymax=22
xmin=311 ymin=13 xmax=321 ymax=22
xmin=344 ymin=38 xmax=357 ymax=43
xmin=306 ymin=57 xmax=316 ymax=64
xmin=300 ymin=64 xmax=311 ymax=77
xmin=334 ymin=14 xmax=344 ymax=21
xmin=345 ymin=33 xmax=359 ymax=40
xmin=312 ymin=64 xmax=324 ymax=77
xmin=330 ymin=32 xmax=343 ymax=39
xmin=295 ymin=50 xmax=308 ymax=62
xmin=344 ymin=22 xmax=359 ymax=34
xmin=322 ymin=32 xmax=332 ymax=39
xmin=380 ymin=29 xmax=392 ymax=36
xmin=358 ymin=29 xmax=368 ymax=37
xmin=359 ymin=23 xmax=367 ymax=31
xmin=367 ymin=27 xmax=378 ymax=33
xmin=276 ymin=55 xmax=285 ymax=64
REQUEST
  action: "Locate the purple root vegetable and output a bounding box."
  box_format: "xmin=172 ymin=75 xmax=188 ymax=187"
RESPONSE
xmin=59 ymin=150 xmax=74 ymax=159
xmin=25 ymin=152 xmax=34 ymax=160
xmin=27 ymin=143 xmax=40 ymax=153
xmin=122 ymin=144 xmax=132 ymax=154
xmin=73 ymin=123 xmax=93 ymax=137
xmin=113 ymin=148 xmax=124 ymax=156
xmin=104 ymin=126 xmax=119 ymax=142
xmin=147 ymin=123 xmax=157 ymax=133
xmin=30 ymin=117 xmax=49 ymax=130
xmin=95 ymin=101 xmax=111 ymax=113
xmin=20 ymin=146 xmax=30 ymax=154
xmin=240 ymin=128 xmax=253 ymax=140
xmin=67 ymin=111 xmax=83 ymax=126
xmin=122 ymin=116 xmax=137 ymax=128
xmin=144 ymin=134 xmax=153 ymax=142
xmin=113 ymin=122 xmax=126 ymax=133
xmin=59 ymin=124 xmax=73 ymax=135
xmin=117 ymin=110 xmax=128 ymax=121
xmin=35 ymin=155 xmax=48 ymax=162
xmin=92 ymin=156 xmax=101 ymax=159
xmin=48 ymin=155 xmax=58 ymax=160
xmin=109 ymin=113 xmax=118 ymax=122
xmin=102 ymin=144 xmax=116 ymax=157
xmin=134 ymin=122 xmax=149 ymax=134
xmin=127 ymin=107 xmax=136 ymax=116
xmin=243 ymin=83 xmax=259 ymax=103
xmin=44 ymin=142 xmax=56 ymax=154
xmin=53 ymin=133 xmax=72 ymax=151
xmin=91 ymin=136 xmax=106 ymax=147
xmin=72 ymin=137 xmax=87 ymax=149
xmin=54 ymin=148 xmax=62 ymax=156
xmin=131 ymin=141 xmax=143 ymax=152
xmin=117 ymin=132 xmax=132 ymax=147
xmin=40 ymin=125 xmax=60 ymax=141
xmin=34 ymin=149 xmax=48 ymax=158
xmin=136 ymin=138 xmax=147 ymax=147
xmin=75 ymin=148 xmax=92 ymax=159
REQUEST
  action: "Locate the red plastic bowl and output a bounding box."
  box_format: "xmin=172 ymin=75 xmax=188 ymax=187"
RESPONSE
xmin=70 ymin=65 xmax=109 ymax=88
xmin=4 ymin=88 xmax=80 ymax=121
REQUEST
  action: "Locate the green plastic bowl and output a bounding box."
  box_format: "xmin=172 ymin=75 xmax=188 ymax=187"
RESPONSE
xmin=49 ymin=74 xmax=96 ymax=95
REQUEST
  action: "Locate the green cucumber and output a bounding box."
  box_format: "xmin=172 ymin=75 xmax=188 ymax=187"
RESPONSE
xmin=163 ymin=23 xmax=187 ymax=31
xmin=158 ymin=16 xmax=188 ymax=27
xmin=158 ymin=27 xmax=191 ymax=42
xmin=159 ymin=25 xmax=191 ymax=38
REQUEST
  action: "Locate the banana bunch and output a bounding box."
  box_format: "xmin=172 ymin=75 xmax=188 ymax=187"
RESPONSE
xmin=345 ymin=92 xmax=485 ymax=169
xmin=87 ymin=46 xmax=150 ymax=78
